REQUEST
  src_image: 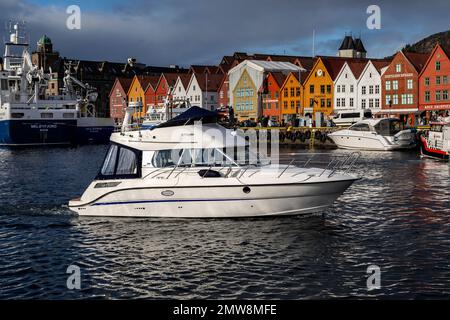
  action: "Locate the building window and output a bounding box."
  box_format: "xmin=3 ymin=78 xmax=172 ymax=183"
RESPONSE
xmin=284 ymin=101 xmax=288 ymax=109
xmin=375 ymin=98 xmax=380 ymax=108
xmin=320 ymin=85 xmax=325 ymax=94
xmin=444 ymin=76 xmax=448 ymax=84
xmin=375 ymin=85 xmax=380 ymax=94
xmin=350 ymin=98 xmax=354 ymax=107
xmin=310 ymin=85 xmax=314 ymax=94
xmin=436 ymin=61 xmax=441 ymax=71
xmin=425 ymin=77 xmax=430 ymax=86
xmin=321 ymin=99 xmax=325 ymax=107
xmin=327 ymin=85 xmax=331 ymax=94
xmin=393 ymin=94 xmax=398 ymax=105
xmin=284 ymin=88 xmax=288 ymax=97
xmin=369 ymin=99 xmax=373 ymax=108
xmin=396 ymin=64 xmax=401 ymax=72
xmin=407 ymin=94 xmax=414 ymax=104
xmin=436 ymin=76 xmax=441 ymax=85
xmin=369 ymin=86 xmax=374 ymax=94
xmin=290 ymin=101 xmax=295 ymax=108
xmin=386 ymin=95 xmax=391 ymax=106
xmin=342 ymin=85 xmax=346 ymax=93
xmin=407 ymin=79 xmax=413 ymax=90
xmin=350 ymin=85 xmax=354 ymax=93
xmin=392 ymin=80 xmax=398 ymax=90
xmin=296 ymin=87 xmax=300 ymax=97
xmin=362 ymin=86 xmax=366 ymax=95
xmin=443 ymin=90 xmax=448 ymax=100
xmin=337 ymin=85 xmax=340 ymax=93
xmin=425 ymin=91 xmax=430 ymax=102
xmin=327 ymin=99 xmax=331 ymax=107
xmin=436 ymin=90 xmax=441 ymax=101
xmin=336 ymin=98 xmax=340 ymax=108
xmin=296 ymin=100 xmax=300 ymax=108
xmin=290 ymin=87 xmax=295 ymax=97
xmin=341 ymin=98 xmax=346 ymax=107
xmin=385 ymin=81 xmax=391 ymax=91
xmin=361 ymin=99 xmax=366 ymax=109
xmin=310 ymin=98 xmax=314 ymax=107
xmin=401 ymin=94 xmax=407 ymax=105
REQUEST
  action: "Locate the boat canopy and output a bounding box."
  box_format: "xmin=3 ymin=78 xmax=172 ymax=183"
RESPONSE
xmin=156 ymin=106 xmax=217 ymax=128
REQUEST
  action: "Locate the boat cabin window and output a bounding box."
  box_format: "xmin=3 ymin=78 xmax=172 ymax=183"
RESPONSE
xmin=151 ymin=146 xmax=267 ymax=168
xmin=374 ymin=120 xmax=404 ymax=136
xmin=349 ymin=123 xmax=371 ymax=131
xmin=430 ymin=124 xmax=443 ymax=132
xmin=97 ymin=144 xmax=141 ymax=179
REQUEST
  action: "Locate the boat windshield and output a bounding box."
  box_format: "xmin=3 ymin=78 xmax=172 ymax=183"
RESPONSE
xmin=151 ymin=146 xmax=270 ymax=168
xmin=374 ymin=120 xmax=404 ymax=136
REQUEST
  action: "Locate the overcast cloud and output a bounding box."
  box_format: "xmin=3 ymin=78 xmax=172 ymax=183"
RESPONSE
xmin=0 ymin=0 xmax=449 ymax=67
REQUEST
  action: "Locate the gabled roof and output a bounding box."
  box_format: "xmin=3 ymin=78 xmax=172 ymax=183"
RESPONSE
xmin=347 ymin=60 xmax=368 ymax=79
xmin=109 ymin=77 xmax=133 ymax=97
xmin=194 ymin=73 xmax=225 ymax=92
xmin=131 ymin=75 xmax=160 ymax=93
xmin=177 ymin=74 xmax=192 ymax=89
xmin=371 ymin=59 xmax=392 ymax=72
xmin=418 ymin=43 xmax=450 ymax=77
xmin=403 ymin=51 xmax=431 ymax=73
xmin=160 ymin=73 xmax=181 ymax=88
xmin=268 ymin=72 xmax=287 ymax=88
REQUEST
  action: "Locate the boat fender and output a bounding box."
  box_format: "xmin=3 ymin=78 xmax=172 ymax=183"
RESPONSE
xmin=315 ymin=131 xmax=322 ymax=140
xmin=291 ymin=134 xmax=297 ymax=143
xmin=299 ymin=132 xmax=306 ymax=142
xmin=305 ymin=130 xmax=311 ymax=140
xmin=198 ymin=169 xmax=221 ymax=178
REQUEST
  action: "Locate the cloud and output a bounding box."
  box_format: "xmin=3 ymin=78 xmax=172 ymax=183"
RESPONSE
xmin=0 ymin=0 xmax=449 ymax=66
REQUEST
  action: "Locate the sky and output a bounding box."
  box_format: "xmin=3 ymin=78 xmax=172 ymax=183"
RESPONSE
xmin=0 ymin=0 xmax=449 ymax=67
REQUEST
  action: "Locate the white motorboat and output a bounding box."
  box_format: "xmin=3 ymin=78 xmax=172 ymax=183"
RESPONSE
xmin=69 ymin=107 xmax=360 ymax=218
xmin=328 ymin=118 xmax=416 ymax=151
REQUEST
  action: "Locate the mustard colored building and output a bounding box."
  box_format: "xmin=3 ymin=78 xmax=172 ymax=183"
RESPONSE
xmin=279 ymin=72 xmax=302 ymax=121
xmin=302 ymin=57 xmax=348 ymax=118
xmin=127 ymin=75 xmax=152 ymax=117
xmin=232 ymin=70 xmax=258 ymax=120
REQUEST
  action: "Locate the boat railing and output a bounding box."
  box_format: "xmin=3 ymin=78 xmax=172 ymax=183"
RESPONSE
xmin=141 ymin=152 xmax=361 ymax=180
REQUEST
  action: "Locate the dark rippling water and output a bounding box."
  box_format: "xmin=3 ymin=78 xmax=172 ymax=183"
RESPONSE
xmin=0 ymin=145 xmax=449 ymax=299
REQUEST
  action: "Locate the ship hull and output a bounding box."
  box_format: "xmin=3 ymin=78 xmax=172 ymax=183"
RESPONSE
xmin=0 ymin=119 xmax=77 ymax=146
xmin=76 ymin=118 xmax=115 ymax=144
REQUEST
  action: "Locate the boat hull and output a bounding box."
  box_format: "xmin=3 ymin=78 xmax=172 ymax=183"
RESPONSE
xmin=76 ymin=117 xmax=115 ymax=144
xmin=329 ymin=133 xmax=415 ymax=151
xmin=0 ymin=119 xmax=77 ymax=146
xmin=69 ymin=179 xmax=357 ymax=218
xmin=419 ymin=136 xmax=449 ymax=161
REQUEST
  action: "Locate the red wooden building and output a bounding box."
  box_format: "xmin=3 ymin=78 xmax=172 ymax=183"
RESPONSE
xmin=418 ymin=43 xmax=450 ymax=120
xmin=262 ymin=72 xmax=286 ymax=121
xmin=109 ymin=77 xmax=133 ymax=123
xmin=381 ymin=51 xmax=430 ymax=125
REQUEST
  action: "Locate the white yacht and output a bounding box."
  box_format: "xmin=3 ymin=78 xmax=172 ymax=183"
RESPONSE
xmin=69 ymin=107 xmax=360 ymax=218
xmin=419 ymin=120 xmax=450 ymax=161
xmin=328 ymin=118 xmax=416 ymax=151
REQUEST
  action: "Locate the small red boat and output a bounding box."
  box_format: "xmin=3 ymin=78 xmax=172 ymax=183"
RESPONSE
xmin=419 ymin=121 xmax=450 ymax=161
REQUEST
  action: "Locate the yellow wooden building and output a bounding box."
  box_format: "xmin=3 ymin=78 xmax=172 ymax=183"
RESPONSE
xmin=127 ymin=75 xmax=152 ymax=117
xmin=302 ymin=57 xmax=347 ymax=118
xmin=279 ymin=72 xmax=302 ymax=121
xmin=232 ymin=69 xmax=258 ymax=121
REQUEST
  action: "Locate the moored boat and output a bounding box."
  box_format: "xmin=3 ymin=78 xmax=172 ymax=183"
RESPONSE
xmin=419 ymin=121 xmax=450 ymax=161
xmin=328 ymin=118 xmax=416 ymax=151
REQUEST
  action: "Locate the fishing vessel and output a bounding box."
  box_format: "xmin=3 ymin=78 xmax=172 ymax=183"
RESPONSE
xmin=419 ymin=120 xmax=450 ymax=160
xmin=0 ymin=22 xmax=114 ymax=146
xmin=69 ymin=106 xmax=360 ymax=218
xmin=328 ymin=118 xmax=416 ymax=151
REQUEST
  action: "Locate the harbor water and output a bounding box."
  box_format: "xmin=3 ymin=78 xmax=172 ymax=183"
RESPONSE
xmin=0 ymin=146 xmax=449 ymax=299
